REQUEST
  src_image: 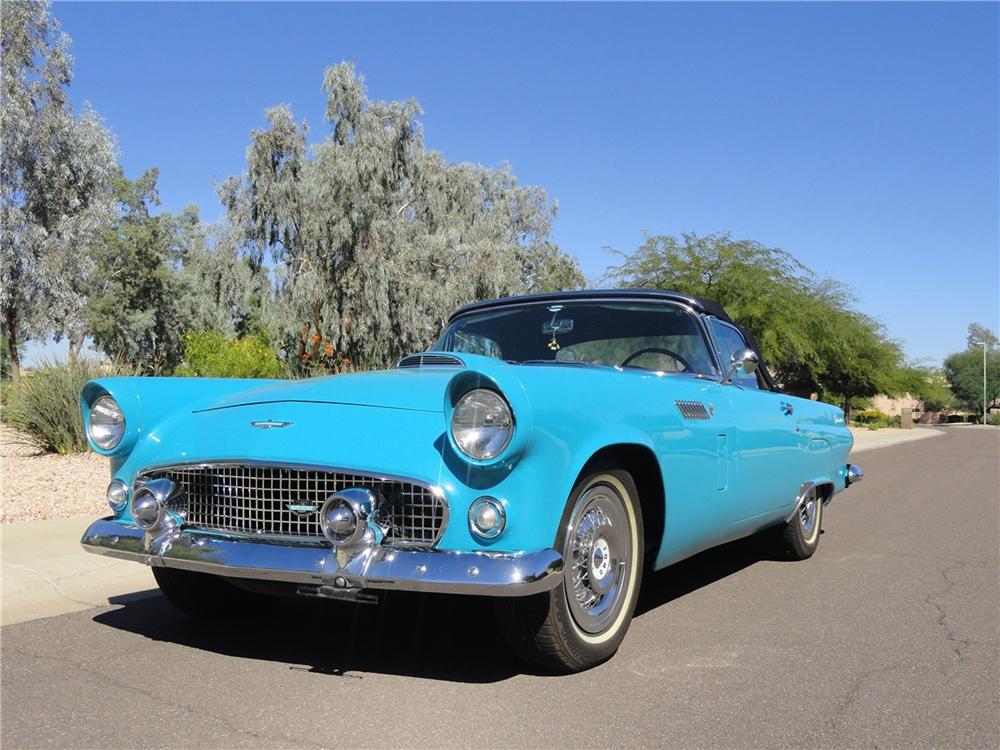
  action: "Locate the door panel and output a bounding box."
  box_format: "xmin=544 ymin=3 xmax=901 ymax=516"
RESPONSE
xmin=725 ymin=387 xmax=803 ymax=523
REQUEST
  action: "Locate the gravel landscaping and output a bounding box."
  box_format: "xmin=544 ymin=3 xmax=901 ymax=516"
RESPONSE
xmin=0 ymin=426 xmax=108 ymax=524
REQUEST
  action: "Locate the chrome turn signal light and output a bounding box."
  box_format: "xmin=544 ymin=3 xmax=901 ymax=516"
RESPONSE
xmin=106 ymin=479 xmax=129 ymax=512
xmin=469 ymin=496 xmax=505 ymax=539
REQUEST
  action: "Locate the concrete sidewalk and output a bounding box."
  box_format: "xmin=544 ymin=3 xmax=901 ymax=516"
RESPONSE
xmin=849 ymin=425 xmax=944 ymax=453
xmin=1 ymin=515 xmax=154 ymax=626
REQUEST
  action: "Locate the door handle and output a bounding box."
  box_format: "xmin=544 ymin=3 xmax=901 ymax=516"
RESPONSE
xmin=780 ymin=401 xmax=794 ymax=416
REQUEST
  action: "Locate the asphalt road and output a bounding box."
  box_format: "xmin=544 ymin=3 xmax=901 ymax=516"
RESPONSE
xmin=3 ymin=427 xmax=997 ymax=749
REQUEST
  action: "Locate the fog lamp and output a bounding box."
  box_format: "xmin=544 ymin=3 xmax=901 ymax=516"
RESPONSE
xmin=469 ymin=497 xmax=505 ymax=539
xmin=131 ymin=488 xmax=163 ymax=530
xmin=321 ymin=499 xmax=358 ymax=545
xmin=106 ymin=479 xmax=129 ymax=512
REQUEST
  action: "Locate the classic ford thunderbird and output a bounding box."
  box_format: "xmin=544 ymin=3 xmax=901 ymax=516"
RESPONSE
xmin=81 ymin=289 xmax=862 ymax=671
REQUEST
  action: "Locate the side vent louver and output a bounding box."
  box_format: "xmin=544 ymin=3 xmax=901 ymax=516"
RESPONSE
xmin=397 ymin=353 xmax=466 ymax=368
xmin=675 ymin=400 xmax=711 ymax=420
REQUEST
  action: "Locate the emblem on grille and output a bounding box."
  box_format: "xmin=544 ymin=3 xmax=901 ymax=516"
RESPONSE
xmin=250 ymin=419 xmax=294 ymax=429
xmin=286 ymin=502 xmax=321 ymax=516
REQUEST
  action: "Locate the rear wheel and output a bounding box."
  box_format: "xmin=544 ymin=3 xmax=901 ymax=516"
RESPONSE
xmin=152 ymin=567 xmax=267 ymax=619
xmin=776 ymin=485 xmax=823 ymax=560
xmin=497 ymin=468 xmax=644 ymax=672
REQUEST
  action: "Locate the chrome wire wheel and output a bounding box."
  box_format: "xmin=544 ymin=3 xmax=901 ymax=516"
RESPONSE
xmin=563 ymin=482 xmax=634 ymax=635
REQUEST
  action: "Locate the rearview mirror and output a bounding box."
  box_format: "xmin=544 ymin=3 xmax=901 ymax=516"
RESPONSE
xmin=542 ymin=318 xmax=574 ymax=334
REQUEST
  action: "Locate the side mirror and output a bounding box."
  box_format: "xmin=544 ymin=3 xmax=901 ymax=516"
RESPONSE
xmin=724 ymin=348 xmax=759 ymax=384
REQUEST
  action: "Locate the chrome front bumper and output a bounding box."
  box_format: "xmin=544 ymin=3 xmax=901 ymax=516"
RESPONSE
xmin=81 ymin=518 xmax=563 ymax=597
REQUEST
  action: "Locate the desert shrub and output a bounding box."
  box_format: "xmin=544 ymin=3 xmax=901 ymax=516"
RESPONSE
xmin=986 ymin=413 xmax=1000 ymax=426
xmin=887 ymin=415 xmax=901 ymax=428
xmin=3 ymin=358 xmax=134 ymax=454
xmin=853 ymin=409 xmax=889 ymax=425
xmin=0 ymin=379 xmax=14 ymax=415
xmin=175 ymin=331 xmax=285 ymax=379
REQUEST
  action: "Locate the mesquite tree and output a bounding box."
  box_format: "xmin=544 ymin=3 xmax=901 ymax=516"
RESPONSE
xmin=221 ymin=62 xmax=583 ymax=372
xmin=1 ymin=0 xmax=117 ymax=377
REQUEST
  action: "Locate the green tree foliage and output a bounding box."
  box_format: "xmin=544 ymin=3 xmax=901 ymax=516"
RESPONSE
xmin=607 ymin=232 xmax=909 ymax=413
xmin=944 ymin=324 xmax=1000 ymax=419
xmin=85 ymin=169 xmax=187 ymax=373
xmin=87 ymin=170 xmax=264 ymax=374
xmin=221 ymin=62 xmax=583 ymax=372
xmin=1 ymin=0 xmax=117 ymax=378
xmin=175 ymin=330 xmax=284 ymax=379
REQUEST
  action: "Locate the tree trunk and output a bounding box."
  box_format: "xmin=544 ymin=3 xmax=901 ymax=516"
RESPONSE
xmin=5 ymin=309 xmax=21 ymax=383
xmin=842 ymin=397 xmax=852 ymax=423
xmin=68 ymin=331 xmax=86 ymax=363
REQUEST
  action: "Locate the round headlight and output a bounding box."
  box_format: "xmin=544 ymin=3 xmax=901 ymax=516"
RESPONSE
xmin=89 ymin=395 xmax=125 ymax=451
xmin=451 ymin=389 xmax=513 ymax=460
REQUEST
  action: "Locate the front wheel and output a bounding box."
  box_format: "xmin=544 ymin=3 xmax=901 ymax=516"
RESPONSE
xmin=496 ymin=468 xmax=644 ymax=672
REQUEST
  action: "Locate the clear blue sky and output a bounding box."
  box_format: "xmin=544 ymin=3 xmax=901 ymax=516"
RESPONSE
xmin=42 ymin=1 xmax=999 ymax=366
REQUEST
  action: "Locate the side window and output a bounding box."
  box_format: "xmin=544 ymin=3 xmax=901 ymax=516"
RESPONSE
xmin=710 ymin=319 xmax=759 ymax=390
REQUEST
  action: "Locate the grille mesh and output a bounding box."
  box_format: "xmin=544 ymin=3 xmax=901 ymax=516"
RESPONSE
xmin=140 ymin=464 xmax=446 ymax=546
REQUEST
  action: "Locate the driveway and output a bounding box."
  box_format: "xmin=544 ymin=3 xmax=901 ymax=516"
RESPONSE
xmin=2 ymin=426 xmax=997 ymax=748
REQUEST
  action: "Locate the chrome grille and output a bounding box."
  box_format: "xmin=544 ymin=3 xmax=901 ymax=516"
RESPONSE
xmin=139 ymin=463 xmax=447 ymax=546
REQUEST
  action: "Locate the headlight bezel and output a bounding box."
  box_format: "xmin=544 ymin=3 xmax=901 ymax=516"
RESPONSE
xmin=88 ymin=394 xmax=126 ymax=452
xmin=450 ymin=387 xmax=515 ymax=461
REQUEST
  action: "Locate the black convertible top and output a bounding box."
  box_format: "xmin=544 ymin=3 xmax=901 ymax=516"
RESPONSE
xmin=450 ymin=288 xmax=737 ymax=323
xmin=449 ymin=288 xmax=778 ymax=390
xmin=450 ymin=288 xmax=737 ymax=325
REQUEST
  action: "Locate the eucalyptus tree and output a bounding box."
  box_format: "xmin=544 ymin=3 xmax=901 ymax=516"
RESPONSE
xmin=221 ymin=62 xmax=582 ymax=371
xmin=0 ymin=0 xmax=117 ymax=377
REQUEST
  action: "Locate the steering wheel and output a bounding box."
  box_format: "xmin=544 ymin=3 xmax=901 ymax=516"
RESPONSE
xmin=620 ymin=347 xmax=691 ymax=372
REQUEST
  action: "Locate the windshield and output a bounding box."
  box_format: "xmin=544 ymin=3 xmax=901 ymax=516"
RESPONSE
xmin=434 ymin=302 xmax=719 ymax=375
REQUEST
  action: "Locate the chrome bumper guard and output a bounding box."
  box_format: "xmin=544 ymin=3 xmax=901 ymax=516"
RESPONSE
xmin=846 ymin=463 xmax=864 ymax=488
xmin=81 ymin=518 xmax=563 ymax=597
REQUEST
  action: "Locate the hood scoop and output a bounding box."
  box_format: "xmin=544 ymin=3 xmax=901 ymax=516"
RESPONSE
xmin=396 ymin=353 xmax=465 ymax=368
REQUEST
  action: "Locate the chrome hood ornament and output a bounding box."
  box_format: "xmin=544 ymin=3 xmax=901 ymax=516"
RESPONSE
xmin=250 ymin=419 xmax=294 ymax=429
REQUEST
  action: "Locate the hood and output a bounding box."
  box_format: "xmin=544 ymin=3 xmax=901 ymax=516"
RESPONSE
xmin=195 ymin=368 xmax=461 ymax=414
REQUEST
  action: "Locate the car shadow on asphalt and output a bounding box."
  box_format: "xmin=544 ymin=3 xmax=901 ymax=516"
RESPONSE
xmin=92 ymin=533 xmax=791 ymax=683
xmin=635 ymin=532 xmax=794 ymax=617
xmin=94 ymin=588 xmax=526 ymax=683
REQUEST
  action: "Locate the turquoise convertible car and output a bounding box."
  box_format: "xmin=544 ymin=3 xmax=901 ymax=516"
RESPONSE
xmin=81 ymin=289 xmax=861 ymax=671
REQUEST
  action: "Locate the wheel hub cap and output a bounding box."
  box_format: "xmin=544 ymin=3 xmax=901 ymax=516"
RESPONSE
xmin=564 ymin=484 xmax=633 ymax=634
xmin=800 ymin=496 xmax=817 ymax=537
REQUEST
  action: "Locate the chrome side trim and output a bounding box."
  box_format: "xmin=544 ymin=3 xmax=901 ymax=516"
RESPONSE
xmin=81 ymin=518 xmax=563 ymax=597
